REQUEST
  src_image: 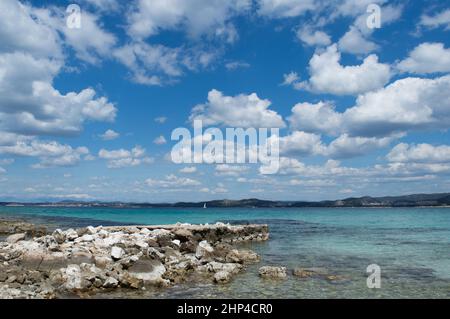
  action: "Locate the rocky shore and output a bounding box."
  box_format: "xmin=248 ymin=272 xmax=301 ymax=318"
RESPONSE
xmin=0 ymin=219 xmax=269 ymax=299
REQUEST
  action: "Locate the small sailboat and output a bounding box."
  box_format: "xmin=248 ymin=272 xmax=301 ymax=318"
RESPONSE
xmin=203 ymin=203 xmax=207 ymax=209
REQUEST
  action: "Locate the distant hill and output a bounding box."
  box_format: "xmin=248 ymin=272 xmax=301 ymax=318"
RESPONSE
xmin=1 ymin=193 xmax=450 ymax=208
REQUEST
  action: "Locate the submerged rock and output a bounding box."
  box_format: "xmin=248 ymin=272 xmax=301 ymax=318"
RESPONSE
xmin=259 ymin=266 xmax=287 ymax=279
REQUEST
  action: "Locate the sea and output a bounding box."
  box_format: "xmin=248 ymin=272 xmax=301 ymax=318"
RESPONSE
xmin=1 ymin=206 xmax=449 ymax=299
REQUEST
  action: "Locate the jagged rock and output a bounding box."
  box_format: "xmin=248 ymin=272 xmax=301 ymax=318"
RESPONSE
xmin=180 ymin=240 xmax=196 ymax=253
xmin=172 ymin=239 xmax=181 ymax=247
xmin=60 ymin=264 xmax=92 ymax=291
xmin=173 ymin=228 xmax=193 ymax=242
xmin=103 ymin=277 xmax=119 ymax=288
xmin=195 ymin=240 xmax=214 ymax=259
xmin=6 ymin=233 xmax=26 ymax=244
xmin=52 ymin=229 xmax=66 ymax=244
xmin=259 ymin=266 xmax=287 ymax=279
xmin=214 ymin=271 xmax=232 ymax=284
xmin=225 ymin=249 xmax=260 ymax=264
xmin=86 ymin=226 xmax=97 ymax=235
xmin=128 ymin=258 xmax=167 ymax=286
xmin=0 ymin=221 xmax=269 ymax=298
xmin=94 ymin=256 xmax=113 ymax=268
xmin=65 ymin=229 xmax=79 ymax=241
xmin=75 ymin=234 xmax=95 ymax=243
xmin=111 ymin=246 xmax=125 ymax=260
xmin=0 ymin=273 xmax=8 ymax=282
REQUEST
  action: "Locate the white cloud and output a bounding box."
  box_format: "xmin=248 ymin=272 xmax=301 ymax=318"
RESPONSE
xmin=299 ymin=44 xmax=391 ymax=96
xmin=0 ymin=2 xmax=117 ymax=137
xmin=296 ymin=26 xmax=331 ymax=47
xmin=281 ymin=72 xmax=300 ymax=86
xmin=179 ymin=166 xmax=197 ymax=174
xmin=0 ymin=139 xmax=90 ymax=168
xmin=215 ymin=164 xmax=250 ymax=176
xmin=288 ymin=74 xmax=450 ymax=140
xmin=127 ymin=0 xmax=250 ymax=40
xmin=190 ymin=89 xmax=285 ymax=128
xmin=397 ymin=42 xmax=450 ymax=74
xmin=387 ymin=143 xmax=450 ymax=164
xmin=154 ymin=116 xmax=168 ymax=124
xmin=153 ymin=135 xmax=167 ymax=145
xmin=145 ymin=174 xmax=201 ymax=188
xmin=276 ymin=131 xmax=325 ymax=157
xmin=113 ymin=42 xmax=216 ymax=85
xmin=30 ymin=4 xmax=117 ymax=64
xmin=100 ymin=129 xmax=119 ymax=140
xmin=0 ymin=0 xmax=61 ymax=59
xmin=0 ymin=53 xmax=116 ymax=135
xmin=288 ymin=101 xmax=342 ymax=136
xmin=225 ymin=61 xmax=251 ymax=70
xmin=338 ymin=26 xmax=378 ymax=54
xmin=326 ymin=134 xmax=395 ymax=159
xmin=59 ymin=11 xmax=117 ymax=64
xmin=98 ymin=146 xmax=153 ymax=168
xmin=343 ymin=75 xmax=450 ymax=137
xmin=80 ymin=0 xmax=120 ymax=12
xmin=257 ymin=0 xmax=316 ymax=18
xmin=338 ymin=4 xmax=402 ymax=55
xmin=419 ymin=9 xmax=450 ymax=30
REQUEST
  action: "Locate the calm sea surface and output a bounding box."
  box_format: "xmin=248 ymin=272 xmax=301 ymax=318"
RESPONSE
xmin=1 ymin=206 xmax=449 ymax=298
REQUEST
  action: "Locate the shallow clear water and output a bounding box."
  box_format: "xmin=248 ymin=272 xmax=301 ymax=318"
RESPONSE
xmin=1 ymin=206 xmax=450 ymax=298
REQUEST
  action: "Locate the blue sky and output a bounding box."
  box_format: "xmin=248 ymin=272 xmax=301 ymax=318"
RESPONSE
xmin=1 ymin=0 xmax=450 ymax=202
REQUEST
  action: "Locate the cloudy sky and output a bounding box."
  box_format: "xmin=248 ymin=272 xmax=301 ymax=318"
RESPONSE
xmin=0 ymin=0 xmax=450 ymax=202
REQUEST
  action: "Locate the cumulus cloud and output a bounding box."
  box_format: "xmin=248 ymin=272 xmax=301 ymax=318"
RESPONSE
xmin=397 ymin=42 xmax=450 ymax=74
xmin=387 ymin=143 xmax=450 ymax=164
xmin=30 ymin=3 xmax=117 ymax=64
xmin=297 ymin=45 xmax=391 ymax=96
xmin=338 ymin=4 xmax=402 ymax=55
xmin=296 ymin=26 xmax=331 ymax=47
xmin=80 ymin=0 xmax=120 ymax=12
xmin=127 ymin=0 xmax=250 ymax=40
xmin=179 ymin=166 xmax=197 ymax=174
xmin=153 ymin=135 xmax=167 ymax=145
xmin=343 ymin=75 xmax=450 ymax=137
xmin=0 ymin=140 xmax=90 ymax=168
xmin=419 ymin=9 xmax=450 ymax=30
xmin=276 ymin=131 xmax=325 ymax=157
xmin=113 ymin=42 xmax=216 ymax=85
xmin=325 ymin=134 xmax=395 ymax=159
xmin=100 ymin=129 xmax=119 ymax=141
xmin=289 ymin=75 xmax=450 ymax=138
xmin=0 ymin=1 xmax=117 ymax=138
xmin=257 ymin=0 xmax=316 ymax=18
xmin=0 ymin=53 xmax=116 ymax=135
xmin=189 ymin=89 xmax=285 ymax=128
xmin=215 ymin=164 xmax=250 ymax=177
xmin=146 ymin=174 xmax=201 ymax=188
xmin=98 ymin=146 xmax=153 ymax=168
xmin=288 ymin=101 xmax=342 ymax=136
xmin=0 ymin=0 xmax=61 ymax=59
xmin=338 ymin=26 xmax=378 ymax=54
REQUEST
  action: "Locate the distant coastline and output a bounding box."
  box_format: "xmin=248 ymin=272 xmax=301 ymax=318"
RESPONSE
xmin=1 ymin=192 xmax=450 ymax=209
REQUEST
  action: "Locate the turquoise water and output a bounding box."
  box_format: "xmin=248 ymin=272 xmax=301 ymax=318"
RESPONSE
xmin=1 ymin=206 xmax=450 ymax=298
